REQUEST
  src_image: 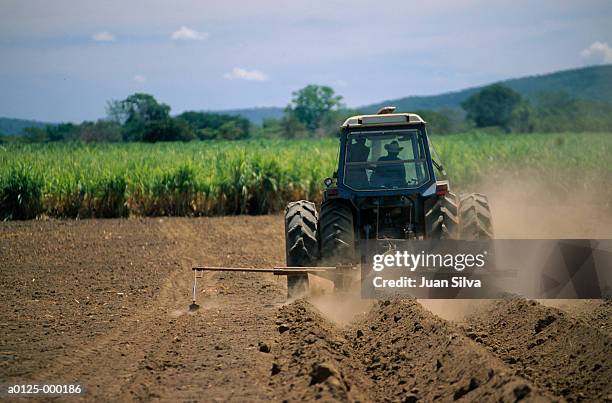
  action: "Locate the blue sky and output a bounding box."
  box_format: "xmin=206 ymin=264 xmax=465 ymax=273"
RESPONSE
xmin=1 ymin=0 xmax=611 ymax=122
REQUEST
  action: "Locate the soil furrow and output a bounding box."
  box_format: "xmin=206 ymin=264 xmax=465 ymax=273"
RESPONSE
xmin=349 ymin=299 xmax=558 ymax=402
xmin=270 ymin=298 xmax=558 ymax=402
xmin=462 ymin=298 xmax=611 ymax=402
xmin=269 ymin=299 xmax=375 ymax=402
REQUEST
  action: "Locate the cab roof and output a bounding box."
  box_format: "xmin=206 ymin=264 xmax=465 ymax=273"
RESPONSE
xmin=341 ymin=112 xmax=426 ymax=128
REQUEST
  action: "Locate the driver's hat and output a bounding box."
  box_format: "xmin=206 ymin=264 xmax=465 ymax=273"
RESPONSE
xmin=384 ymin=141 xmax=404 ymax=153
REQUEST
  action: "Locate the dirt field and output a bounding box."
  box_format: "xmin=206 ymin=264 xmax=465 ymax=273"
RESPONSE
xmin=1 ymin=207 xmax=611 ymax=401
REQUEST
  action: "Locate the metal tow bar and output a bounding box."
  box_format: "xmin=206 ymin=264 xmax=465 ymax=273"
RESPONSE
xmin=189 ymin=265 xmax=355 ymax=311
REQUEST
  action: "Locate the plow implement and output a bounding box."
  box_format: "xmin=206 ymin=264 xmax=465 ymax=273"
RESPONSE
xmin=189 ymin=265 xmax=357 ymax=311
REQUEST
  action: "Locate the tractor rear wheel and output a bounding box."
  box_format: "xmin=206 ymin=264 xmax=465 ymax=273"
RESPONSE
xmin=458 ymin=193 xmax=494 ymax=239
xmin=320 ymin=199 xmax=355 ymax=264
xmin=284 ymin=200 xmax=319 ymax=298
xmin=425 ymin=192 xmax=460 ymax=239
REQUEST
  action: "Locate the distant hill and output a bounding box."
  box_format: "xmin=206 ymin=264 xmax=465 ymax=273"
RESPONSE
xmin=361 ymin=64 xmax=612 ymax=113
xmin=213 ymin=107 xmax=284 ymax=125
xmin=0 ymin=117 xmax=53 ymax=135
xmin=215 ymin=65 xmax=612 ymax=123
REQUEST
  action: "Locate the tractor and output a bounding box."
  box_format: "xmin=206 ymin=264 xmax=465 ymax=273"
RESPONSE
xmin=283 ymin=107 xmax=494 ymax=296
xmin=189 ymin=107 xmax=494 ymax=308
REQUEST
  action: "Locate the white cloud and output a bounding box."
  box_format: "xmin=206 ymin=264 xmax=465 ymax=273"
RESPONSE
xmin=581 ymin=41 xmax=612 ymax=64
xmin=334 ymin=79 xmax=348 ymax=87
xmin=223 ymin=67 xmax=268 ymax=81
xmin=133 ymin=74 xmax=146 ymax=83
xmin=171 ymin=26 xmax=208 ymax=41
xmin=92 ymin=31 xmax=115 ymax=42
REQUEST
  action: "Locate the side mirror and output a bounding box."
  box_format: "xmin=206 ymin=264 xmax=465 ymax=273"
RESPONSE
xmin=324 ymin=177 xmax=333 ymax=188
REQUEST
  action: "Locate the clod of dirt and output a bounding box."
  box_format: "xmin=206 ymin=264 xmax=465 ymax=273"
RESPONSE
xmin=309 ymin=362 xmax=338 ymax=385
xmin=271 ymin=362 xmax=281 ymax=375
xmin=402 ymin=393 xmax=418 ymax=403
xmin=258 ymin=342 xmax=271 ymax=353
xmin=513 ymin=384 xmax=532 ymax=400
xmin=534 ymin=315 xmax=557 ymax=333
xmin=453 ymin=377 xmax=479 ymax=400
xmin=277 ymin=323 xmax=290 ymax=333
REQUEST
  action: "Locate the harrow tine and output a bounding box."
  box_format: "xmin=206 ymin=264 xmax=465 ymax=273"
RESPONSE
xmin=189 ymin=269 xmax=201 ymax=311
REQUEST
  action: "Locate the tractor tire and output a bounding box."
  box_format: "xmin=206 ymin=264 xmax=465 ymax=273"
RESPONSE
xmin=458 ymin=193 xmax=494 ymax=240
xmin=284 ymin=200 xmax=319 ymax=298
xmin=320 ymin=199 xmax=355 ymax=264
xmin=425 ymin=192 xmax=460 ymax=239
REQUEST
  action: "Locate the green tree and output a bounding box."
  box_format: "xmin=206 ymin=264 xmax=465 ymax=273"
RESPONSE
xmin=23 ymin=127 xmax=50 ymax=142
xmin=106 ymin=93 xmax=171 ymax=141
xmin=461 ymin=84 xmax=522 ymax=130
xmin=534 ymin=91 xmax=578 ymax=119
xmin=286 ymin=85 xmax=343 ymax=133
xmin=24 ymin=123 xmax=78 ymax=142
xmin=509 ymin=101 xmax=534 ymax=133
xmin=177 ymin=111 xmax=250 ymax=140
xmin=107 ymin=93 xmax=170 ymax=124
xmin=530 ymin=91 xmax=579 ymax=132
xmin=414 ymin=109 xmax=452 ymax=134
xmin=141 ymin=118 xmax=195 ymax=143
xmin=280 ymin=112 xmax=307 ymax=139
xmin=78 ymin=120 xmax=123 ymax=142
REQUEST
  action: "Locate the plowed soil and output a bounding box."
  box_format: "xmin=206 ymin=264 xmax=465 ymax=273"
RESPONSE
xmin=1 ymin=216 xmax=610 ymax=402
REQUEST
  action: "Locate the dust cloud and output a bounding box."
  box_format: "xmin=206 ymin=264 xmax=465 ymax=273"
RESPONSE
xmin=422 ymin=173 xmax=612 ymax=321
xmin=306 ymin=275 xmax=375 ymax=325
xmin=309 ymin=292 xmax=375 ymax=325
xmin=477 ymin=174 xmax=612 ymax=239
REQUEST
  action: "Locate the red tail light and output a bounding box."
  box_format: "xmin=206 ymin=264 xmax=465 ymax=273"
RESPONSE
xmin=435 ymin=183 xmax=448 ymax=196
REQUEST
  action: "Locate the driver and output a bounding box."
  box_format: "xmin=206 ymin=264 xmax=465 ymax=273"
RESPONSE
xmin=349 ymin=137 xmax=370 ymax=162
xmin=346 ymin=137 xmax=370 ymax=188
xmin=371 ymin=140 xmax=407 ymax=187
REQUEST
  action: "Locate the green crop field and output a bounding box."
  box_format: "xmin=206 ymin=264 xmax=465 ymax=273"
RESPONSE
xmin=1 ymin=132 xmax=610 ymax=220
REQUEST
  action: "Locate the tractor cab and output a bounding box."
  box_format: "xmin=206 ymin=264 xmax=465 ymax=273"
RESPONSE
xmin=320 ymin=108 xmax=452 ymax=241
xmin=343 ymin=125 xmax=431 ymax=191
xmin=328 ymin=109 xmax=447 ymax=201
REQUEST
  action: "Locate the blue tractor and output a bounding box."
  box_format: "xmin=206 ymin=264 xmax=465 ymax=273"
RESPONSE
xmin=284 ymin=107 xmax=494 ymax=296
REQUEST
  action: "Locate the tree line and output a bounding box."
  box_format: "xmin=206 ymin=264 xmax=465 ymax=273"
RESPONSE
xmin=19 ymin=93 xmax=251 ymax=143
xmin=459 ymin=84 xmax=612 ymax=133
xmin=3 ymin=83 xmax=612 ymax=144
xmin=252 ymin=84 xmax=612 ymax=136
